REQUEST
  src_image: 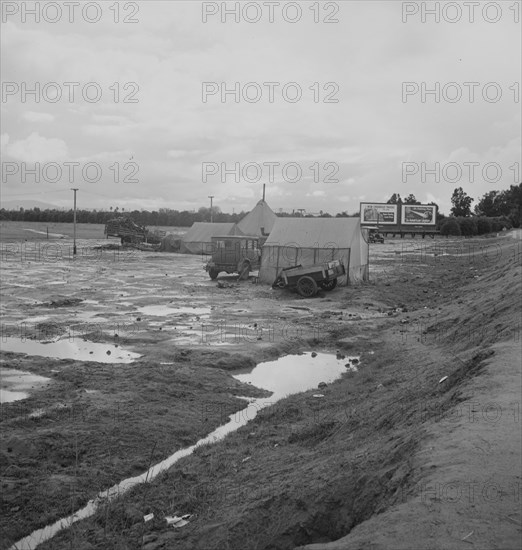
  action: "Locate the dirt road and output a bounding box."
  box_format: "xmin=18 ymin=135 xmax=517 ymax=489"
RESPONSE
xmin=1 ymin=231 xmax=520 ymax=549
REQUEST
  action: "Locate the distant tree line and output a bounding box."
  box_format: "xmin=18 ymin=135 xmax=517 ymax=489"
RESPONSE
xmin=0 ymin=205 xmax=361 ymax=225
xmin=1 ymin=183 xmax=519 ymax=231
xmin=438 ymin=183 xmax=522 ymax=235
xmin=0 ymin=206 xmax=246 ymax=227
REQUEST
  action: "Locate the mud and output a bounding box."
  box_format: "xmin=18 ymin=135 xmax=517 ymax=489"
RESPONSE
xmin=1 ymin=231 xmax=520 ymax=550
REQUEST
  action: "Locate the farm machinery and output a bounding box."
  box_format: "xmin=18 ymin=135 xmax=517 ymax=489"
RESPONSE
xmin=104 ymin=217 xmax=166 ymax=248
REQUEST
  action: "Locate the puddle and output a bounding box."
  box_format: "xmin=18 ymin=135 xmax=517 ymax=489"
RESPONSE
xmin=1 ymin=338 xmax=141 ymax=364
xmin=234 ymin=353 xmax=351 ymax=398
xmin=18 ymin=316 xmax=51 ymax=325
xmin=11 ymin=352 xmax=354 ymax=549
xmin=138 ymin=305 xmax=210 ymax=317
xmin=0 ymin=368 xmax=52 ymax=403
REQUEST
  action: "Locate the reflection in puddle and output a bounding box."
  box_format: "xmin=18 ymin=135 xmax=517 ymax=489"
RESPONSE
xmin=0 ymin=368 xmax=52 ymax=403
xmin=234 ymin=352 xmax=352 ymax=398
xmin=1 ymin=338 xmax=141 ymax=364
xmin=11 ymin=352 xmax=355 ymax=549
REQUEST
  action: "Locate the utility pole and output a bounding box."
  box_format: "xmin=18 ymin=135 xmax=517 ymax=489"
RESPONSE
xmin=208 ymin=195 xmax=214 ymax=223
xmin=71 ymin=188 xmax=78 ymax=255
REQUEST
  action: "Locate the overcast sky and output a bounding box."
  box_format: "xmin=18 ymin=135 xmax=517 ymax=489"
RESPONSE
xmin=1 ymin=1 xmax=520 ymax=215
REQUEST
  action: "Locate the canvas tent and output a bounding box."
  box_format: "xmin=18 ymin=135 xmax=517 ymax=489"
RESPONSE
xmin=159 ymin=233 xmax=182 ymax=252
xmin=258 ymin=218 xmax=369 ymax=285
xmin=180 ymin=222 xmax=243 ymax=254
xmin=236 ymin=200 xmax=277 ymax=237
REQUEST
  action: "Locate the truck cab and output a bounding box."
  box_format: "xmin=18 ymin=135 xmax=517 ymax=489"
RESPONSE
xmin=205 ymin=235 xmax=261 ymax=280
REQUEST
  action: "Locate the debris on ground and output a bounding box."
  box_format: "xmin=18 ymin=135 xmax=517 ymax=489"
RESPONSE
xmin=165 ymin=514 xmax=191 ymax=528
xmin=47 ymin=297 xmax=83 ymax=308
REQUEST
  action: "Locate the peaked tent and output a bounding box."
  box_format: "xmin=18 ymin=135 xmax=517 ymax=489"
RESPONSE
xmin=180 ymin=222 xmax=243 ymax=254
xmin=236 ymin=200 xmax=277 ymax=237
xmin=258 ymin=218 xmax=369 ymax=285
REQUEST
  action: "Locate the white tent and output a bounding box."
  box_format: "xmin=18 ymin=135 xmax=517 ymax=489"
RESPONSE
xmin=258 ymin=217 xmax=369 ymax=285
xmin=236 ymin=200 xmax=277 ymax=237
xmin=180 ymin=222 xmax=243 ymax=254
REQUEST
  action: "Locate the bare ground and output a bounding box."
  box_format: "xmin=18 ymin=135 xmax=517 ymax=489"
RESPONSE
xmin=1 ymin=231 xmax=520 ymax=549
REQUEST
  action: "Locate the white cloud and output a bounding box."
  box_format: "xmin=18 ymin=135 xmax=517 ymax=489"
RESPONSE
xmin=4 ymin=132 xmax=68 ymax=162
xmin=22 ymin=112 xmax=55 ymax=123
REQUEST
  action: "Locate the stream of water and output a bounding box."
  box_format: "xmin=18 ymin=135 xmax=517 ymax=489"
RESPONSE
xmin=10 ymin=351 xmax=356 ymax=550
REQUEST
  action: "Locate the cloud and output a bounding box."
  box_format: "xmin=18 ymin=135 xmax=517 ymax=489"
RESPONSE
xmin=22 ymin=111 xmax=55 ymax=123
xmin=3 ymin=132 xmax=68 ymax=162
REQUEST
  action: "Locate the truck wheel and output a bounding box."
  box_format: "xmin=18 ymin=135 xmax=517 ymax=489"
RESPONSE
xmin=209 ymin=268 xmax=219 ymax=280
xmin=320 ymin=278 xmax=337 ymax=291
xmin=297 ymin=276 xmax=318 ymax=297
xmin=238 ymin=261 xmax=251 ymax=281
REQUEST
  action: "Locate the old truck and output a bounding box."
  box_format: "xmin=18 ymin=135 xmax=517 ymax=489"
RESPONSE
xmin=104 ymin=217 xmax=165 ymax=247
xmin=272 ymin=260 xmax=346 ymax=297
xmin=205 ymin=235 xmax=261 ymax=280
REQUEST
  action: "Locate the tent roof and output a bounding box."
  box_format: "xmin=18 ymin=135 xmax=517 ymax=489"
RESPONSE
xmin=264 ymin=217 xmax=362 ymax=248
xmin=237 ymin=200 xmax=277 ymax=236
xmin=182 ymin=222 xmax=240 ymax=242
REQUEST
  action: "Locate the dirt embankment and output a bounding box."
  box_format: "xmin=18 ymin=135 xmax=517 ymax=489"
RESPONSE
xmin=1 ymin=233 xmax=520 ymax=550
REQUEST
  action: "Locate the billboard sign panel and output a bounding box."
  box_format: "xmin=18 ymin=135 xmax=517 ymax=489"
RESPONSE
xmin=401 ymin=204 xmax=437 ymax=225
xmin=360 ymin=203 xmax=398 ymax=225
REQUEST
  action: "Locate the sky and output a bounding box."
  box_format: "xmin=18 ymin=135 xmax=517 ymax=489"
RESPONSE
xmin=1 ymin=0 xmax=520 ymax=215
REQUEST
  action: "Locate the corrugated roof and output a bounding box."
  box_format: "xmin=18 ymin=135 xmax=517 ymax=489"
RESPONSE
xmin=264 ymin=217 xmax=362 ymax=248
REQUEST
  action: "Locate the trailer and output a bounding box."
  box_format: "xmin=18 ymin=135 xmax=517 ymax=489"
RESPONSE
xmin=272 ymin=260 xmax=346 ymax=297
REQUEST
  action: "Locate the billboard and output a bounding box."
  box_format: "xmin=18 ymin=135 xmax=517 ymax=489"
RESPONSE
xmin=360 ymin=203 xmax=398 ymax=225
xmin=401 ymin=204 xmax=437 ymax=225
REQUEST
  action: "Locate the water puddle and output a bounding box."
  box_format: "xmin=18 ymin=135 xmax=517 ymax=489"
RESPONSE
xmin=234 ymin=353 xmax=352 ymax=397
xmin=11 ymin=352 xmax=355 ymax=549
xmin=1 ymin=338 xmax=141 ymax=364
xmin=0 ymin=368 xmax=52 ymax=403
xmin=138 ymin=305 xmax=210 ymax=317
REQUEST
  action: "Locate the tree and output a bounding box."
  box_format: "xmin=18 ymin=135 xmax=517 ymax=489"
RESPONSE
xmin=440 ymin=217 xmax=461 ymax=236
xmin=475 ymin=190 xmax=501 ymax=217
xmin=450 ymin=187 xmax=474 ymax=217
xmin=386 ymin=193 xmax=401 ymax=204
xmin=403 ymin=194 xmax=420 ymax=204
xmin=475 ymin=184 xmax=522 ymax=227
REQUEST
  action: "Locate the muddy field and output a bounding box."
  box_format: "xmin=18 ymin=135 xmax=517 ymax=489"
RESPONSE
xmin=1 ymin=230 xmax=520 ymax=549
xmin=0 ymin=221 xmax=185 ymax=243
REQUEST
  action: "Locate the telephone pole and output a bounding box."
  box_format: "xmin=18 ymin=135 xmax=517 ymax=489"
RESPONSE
xmin=71 ymin=188 xmax=78 ymax=255
xmin=208 ymin=195 xmax=214 ymax=223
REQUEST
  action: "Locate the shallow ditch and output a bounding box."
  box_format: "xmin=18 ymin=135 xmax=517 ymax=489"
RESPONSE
xmin=10 ymin=352 xmax=356 ymax=550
